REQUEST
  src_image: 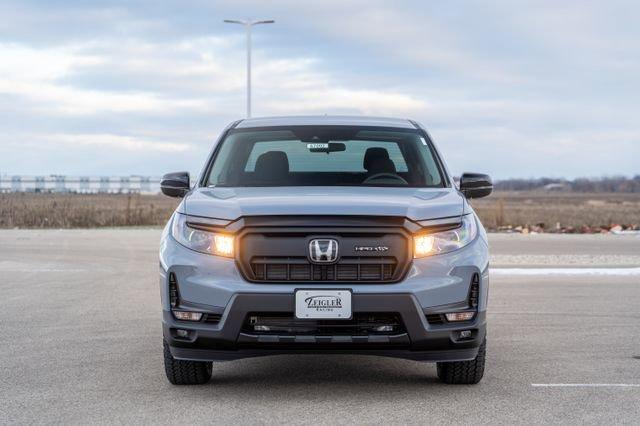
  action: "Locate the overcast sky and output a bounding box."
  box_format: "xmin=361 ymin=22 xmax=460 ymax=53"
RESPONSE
xmin=0 ymin=0 xmax=638 ymax=179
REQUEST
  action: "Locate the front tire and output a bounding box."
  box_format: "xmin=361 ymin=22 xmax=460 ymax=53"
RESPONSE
xmin=436 ymin=337 xmax=486 ymax=384
xmin=163 ymin=340 xmax=212 ymax=385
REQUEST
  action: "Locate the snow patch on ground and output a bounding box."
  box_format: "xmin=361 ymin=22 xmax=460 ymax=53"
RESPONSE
xmin=492 ymin=268 xmax=640 ymax=276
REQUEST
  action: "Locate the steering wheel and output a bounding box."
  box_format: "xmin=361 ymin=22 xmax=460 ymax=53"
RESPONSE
xmin=362 ymin=173 xmax=409 ymax=185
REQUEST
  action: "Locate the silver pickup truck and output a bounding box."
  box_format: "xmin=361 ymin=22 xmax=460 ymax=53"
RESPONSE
xmin=159 ymin=115 xmax=492 ymax=385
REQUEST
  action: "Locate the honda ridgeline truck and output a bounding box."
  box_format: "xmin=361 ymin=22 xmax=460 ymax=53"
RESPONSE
xmin=159 ymin=116 xmax=492 ymax=385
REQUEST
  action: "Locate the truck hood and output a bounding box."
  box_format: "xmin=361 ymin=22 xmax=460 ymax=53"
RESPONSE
xmin=183 ymin=187 xmax=464 ymax=222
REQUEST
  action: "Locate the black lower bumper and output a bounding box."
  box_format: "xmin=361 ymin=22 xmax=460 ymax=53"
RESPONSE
xmin=163 ymin=293 xmax=486 ymax=362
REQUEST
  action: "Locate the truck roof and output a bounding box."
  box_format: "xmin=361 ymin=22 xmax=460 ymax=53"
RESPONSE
xmin=235 ymin=115 xmax=417 ymax=129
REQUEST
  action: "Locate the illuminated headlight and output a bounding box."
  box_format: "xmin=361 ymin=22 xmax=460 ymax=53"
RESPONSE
xmin=171 ymin=213 xmax=234 ymax=257
xmin=414 ymin=214 xmax=477 ymax=258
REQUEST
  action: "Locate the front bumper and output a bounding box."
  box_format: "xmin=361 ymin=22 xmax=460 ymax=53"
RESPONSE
xmin=163 ymin=292 xmax=486 ymax=362
xmin=160 ymin=213 xmax=490 ymax=362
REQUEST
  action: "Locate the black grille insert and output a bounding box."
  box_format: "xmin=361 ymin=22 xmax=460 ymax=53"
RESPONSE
xmin=243 ymin=313 xmax=405 ymax=336
xmin=250 ymin=257 xmax=396 ymax=282
xmin=168 ymin=273 xmax=179 ymax=308
xmin=426 ymin=314 xmax=444 ymax=325
xmin=204 ymin=314 xmax=222 ymax=324
xmin=469 ymin=273 xmax=480 ymax=308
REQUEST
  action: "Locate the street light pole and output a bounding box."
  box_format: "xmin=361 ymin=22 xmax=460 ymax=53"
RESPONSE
xmin=223 ymin=19 xmax=275 ymax=118
xmin=246 ymin=23 xmax=252 ymax=118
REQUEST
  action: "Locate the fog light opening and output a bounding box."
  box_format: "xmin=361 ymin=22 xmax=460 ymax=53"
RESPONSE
xmin=458 ymin=330 xmax=473 ymax=339
xmin=254 ymin=325 xmax=271 ymax=332
xmin=445 ymin=312 xmax=475 ymax=322
xmin=172 ymin=311 xmax=203 ymax=321
xmin=374 ymin=325 xmax=394 ymax=332
xmin=175 ymin=329 xmax=189 ymax=338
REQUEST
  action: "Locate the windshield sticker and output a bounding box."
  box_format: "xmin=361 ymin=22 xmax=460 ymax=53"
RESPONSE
xmin=307 ymin=143 xmax=329 ymax=150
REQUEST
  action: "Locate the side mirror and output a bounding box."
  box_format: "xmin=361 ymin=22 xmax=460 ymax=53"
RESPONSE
xmin=161 ymin=172 xmax=190 ymax=198
xmin=459 ymin=173 xmax=492 ymax=199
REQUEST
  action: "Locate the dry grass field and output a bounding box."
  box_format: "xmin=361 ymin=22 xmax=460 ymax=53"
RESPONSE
xmin=1 ymin=191 xmax=639 ymax=231
xmin=0 ymin=193 xmax=179 ymax=228
xmin=470 ymin=191 xmax=640 ymax=232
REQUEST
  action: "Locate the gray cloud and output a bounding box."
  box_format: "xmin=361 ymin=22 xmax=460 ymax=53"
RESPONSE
xmin=0 ymin=0 xmax=638 ymax=178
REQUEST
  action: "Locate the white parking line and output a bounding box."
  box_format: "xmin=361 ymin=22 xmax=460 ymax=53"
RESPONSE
xmin=532 ymin=384 xmax=640 ymax=388
xmin=0 ymin=267 xmax=90 ymax=272
xmin=492 ymin=268 xmax=640 ymax=276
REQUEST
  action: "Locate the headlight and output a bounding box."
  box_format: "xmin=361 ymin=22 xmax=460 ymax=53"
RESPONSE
xmin=414 ymin=214 xmax=477 ymax=258
xmin=171 ymin=213 xmax=234 ymax=257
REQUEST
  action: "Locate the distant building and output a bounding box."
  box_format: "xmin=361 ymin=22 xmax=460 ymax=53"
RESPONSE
xmin=0 ymin=176 xmax=161 ymax=194
xmin=542 ymin=183 xmax=570 ymax=192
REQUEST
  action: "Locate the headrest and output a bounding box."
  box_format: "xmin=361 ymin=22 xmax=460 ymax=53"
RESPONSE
xmin=254 ymin=151 xmax=289 ymax=180
xmin=363 ymin=147 xmax=390 ymax=171
xmin=367 ymin=157 xmax=397 ymax=175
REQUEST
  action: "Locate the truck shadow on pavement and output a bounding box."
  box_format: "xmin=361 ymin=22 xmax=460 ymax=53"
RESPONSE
xmin=203 ymin=354 xmax=446 ymax=388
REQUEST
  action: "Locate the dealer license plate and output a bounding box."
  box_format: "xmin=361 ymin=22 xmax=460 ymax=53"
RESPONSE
xmin=295 ymin=289 xmax=352 ymax=320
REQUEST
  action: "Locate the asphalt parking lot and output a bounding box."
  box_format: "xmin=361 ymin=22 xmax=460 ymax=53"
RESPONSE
xmin=1 ymin=230 xmax=639 ymax=424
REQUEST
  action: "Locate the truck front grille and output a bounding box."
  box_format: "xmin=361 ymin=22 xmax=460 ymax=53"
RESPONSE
xmin=235 ymin=217 xmax=411 ymax=284
xmin=250 ymin=257 xmax=396 ymax=282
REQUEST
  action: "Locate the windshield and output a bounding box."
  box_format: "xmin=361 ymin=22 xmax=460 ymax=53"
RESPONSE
xmin=205 ymin=126 xmax=445 ymax=188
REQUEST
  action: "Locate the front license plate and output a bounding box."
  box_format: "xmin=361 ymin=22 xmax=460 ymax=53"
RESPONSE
xmin=295 ymin=289 xmax=352 ymax=320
